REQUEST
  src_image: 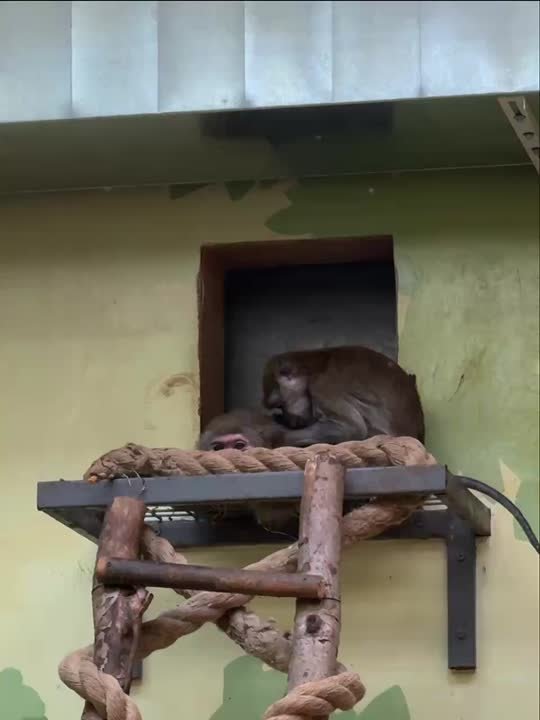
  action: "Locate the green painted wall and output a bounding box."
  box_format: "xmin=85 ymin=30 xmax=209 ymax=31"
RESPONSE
xmin=0 ymin=166 xmax=538 ymax=719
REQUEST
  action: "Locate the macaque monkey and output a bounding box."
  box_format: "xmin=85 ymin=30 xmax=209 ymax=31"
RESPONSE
xmin=263 ymin=345 xmax=425 ymax=446
xmin=197 ymin=409 xmax=297 ymax=533
xmin=197 ymin=409 xmax=284 ymax=451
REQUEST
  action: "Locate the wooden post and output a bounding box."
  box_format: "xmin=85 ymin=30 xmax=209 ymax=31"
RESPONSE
xmin=287 ymin=451 xmax=345 ymax=707
xmin=96 ymin=557 xmax=324 ymax=599
xmin=82 ymin=496 xmax=149 ymax=720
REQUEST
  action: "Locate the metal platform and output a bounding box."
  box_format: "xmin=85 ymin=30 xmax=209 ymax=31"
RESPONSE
xmin=37 ymin=464 xmax=490 ymax=672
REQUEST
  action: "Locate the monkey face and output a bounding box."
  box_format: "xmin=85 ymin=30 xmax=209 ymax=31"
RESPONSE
xmin=198 ymin=425 xmax=261 ymax=452
xmin=197 ymin=409 xmax=278 ymax=451
xmin=262 ymin=357 xmax=312 ymax=429
xmin=205 ymin=433 xmax=250 ymax=451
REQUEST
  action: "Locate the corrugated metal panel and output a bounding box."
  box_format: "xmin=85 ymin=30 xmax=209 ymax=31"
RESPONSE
xmin=245 ymin=1 xmax=332 ymax=107
xmin=0 ymin=1 xmax=71 ymax=122
xmin=158 ymin=1 xmax=245 ymax=112
xmin=72 ymin=0 xmax=158 ymax=117
xmin=333 ymin=1 xmax=421 ymax=102
xmin=0 ymin=1 xmax=538 ymax=123
xmin=420 ymin=1 xmax=540 ymax=96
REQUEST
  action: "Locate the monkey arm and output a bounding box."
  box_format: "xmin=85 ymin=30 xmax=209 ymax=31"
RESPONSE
xmin=281 ymin=416 xmax=367 ymax=447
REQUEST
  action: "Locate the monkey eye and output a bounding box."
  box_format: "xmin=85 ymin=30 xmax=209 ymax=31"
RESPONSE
xmin=234 ymin=440 xmax=247 ymax=450
xmin=278 ymin=365 xmax=294 ymax=378
xmin=211 ymin=442 xmax=225 ymax=451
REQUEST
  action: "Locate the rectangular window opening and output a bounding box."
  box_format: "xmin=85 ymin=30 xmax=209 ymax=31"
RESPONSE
xmin=198 ymin=236 xmax=396 ymax=431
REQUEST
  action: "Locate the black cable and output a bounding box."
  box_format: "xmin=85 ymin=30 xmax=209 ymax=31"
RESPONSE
xmin=459 ymin=476 xmax=539 ymax=554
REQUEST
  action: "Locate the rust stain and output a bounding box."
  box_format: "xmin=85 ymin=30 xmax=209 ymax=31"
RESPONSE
xmin=159 ymin=373 xmax=197 ymax=398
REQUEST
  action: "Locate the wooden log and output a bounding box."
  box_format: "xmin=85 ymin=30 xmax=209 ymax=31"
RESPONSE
xmin=287 ymin=451 xmax=345 ymax=709
xmin=82 ymin=497 xmax=150 ymax=720
xmin=96 ymin=557 xmax=324 ymax=599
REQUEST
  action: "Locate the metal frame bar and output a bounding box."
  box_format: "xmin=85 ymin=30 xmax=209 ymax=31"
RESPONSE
xmin=446 ymin=514 xmax=477 ymax=670
xmin=38 ymin=464 xmax=447 ymax=509
xmin=145 ymin=508 xmax=452 ymax=548
xmin=36 ymin=464 xmax=489 ymax=673
xmin=443 ymin=473 xmax=491 ymax=537
xmin=498 ymin=95 xmax=540 ymax=174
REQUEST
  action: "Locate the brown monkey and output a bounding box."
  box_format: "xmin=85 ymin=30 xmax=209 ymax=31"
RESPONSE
xmin=263 ymin=345 xmax=425 ymax=446
xmin=197 ymin=408 xmax=284 ymax=450
xmin=197 ymin=409 xmax=297 ymax=532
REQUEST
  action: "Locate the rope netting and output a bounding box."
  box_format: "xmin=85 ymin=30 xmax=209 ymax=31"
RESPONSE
xmin=60 ymin=435 xmax=436 ymax=719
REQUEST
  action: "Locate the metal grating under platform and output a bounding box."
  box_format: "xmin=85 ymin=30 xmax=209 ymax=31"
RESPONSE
xmin=37 ymin=464 xmax=490 ymax=672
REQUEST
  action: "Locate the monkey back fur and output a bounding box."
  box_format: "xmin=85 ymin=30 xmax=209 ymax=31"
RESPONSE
xmin=62 ymin=436 xmax=436 ymax=719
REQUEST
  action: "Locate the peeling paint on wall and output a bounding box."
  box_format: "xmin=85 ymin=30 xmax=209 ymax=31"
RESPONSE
xmin=225 ymin=181 xmax=256 ymax=201
xmin=169 ymin=183 xmax=209 ymax=199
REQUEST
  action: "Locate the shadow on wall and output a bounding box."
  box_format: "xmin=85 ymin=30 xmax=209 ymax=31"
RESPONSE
xmin=209 ymin=656 xmax=410 ymax=719
xmin=0 ymin=668 xmax=47 ymax=720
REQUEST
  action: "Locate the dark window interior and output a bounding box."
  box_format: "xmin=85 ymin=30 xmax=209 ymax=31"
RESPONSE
xmin=224 ymin=262 xmax=397 ymax=411
xmin=198 ymin=236 xmax=395 ymax=430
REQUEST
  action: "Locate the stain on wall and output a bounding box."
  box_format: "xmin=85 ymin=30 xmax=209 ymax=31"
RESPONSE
xmin=159 ymin=372 xmax=197 ymax=398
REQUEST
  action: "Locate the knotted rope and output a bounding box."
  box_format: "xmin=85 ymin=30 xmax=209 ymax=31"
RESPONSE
xmin=263 ymin=672 xmax=366 ymax=719
xmin=84 ymin=435 xmax=429 ymax=480
xmin=60 ymin=435 xmax=436 ymax=719
xmin=59 ymin=653 xmax=142 ymax=720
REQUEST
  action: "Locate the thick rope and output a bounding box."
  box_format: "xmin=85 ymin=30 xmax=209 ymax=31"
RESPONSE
xmin=61 ymin=436 xmax=436 ymax=718
xmin=263 ymin=672 xmax=366 ymax=719
xmin=59 ymin=651 xmax=141 ymax=720
xmin=84 ymin=435 xmax=429 ymax=480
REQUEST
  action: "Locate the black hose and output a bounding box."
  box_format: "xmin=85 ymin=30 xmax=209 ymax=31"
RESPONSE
xmin=459 ymin=476 xmax=539 ymax=554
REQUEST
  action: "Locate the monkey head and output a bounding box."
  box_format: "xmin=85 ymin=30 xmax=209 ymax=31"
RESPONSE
xmin=265 ymin=345 xmax=425 ymax=445
xmin=197 ymin=409 xmax=283 ymax=451
xmin=197 ymin=408 xmax=302 ymax=532
xmin=262 ymin=351 xmax=312 ymax=429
